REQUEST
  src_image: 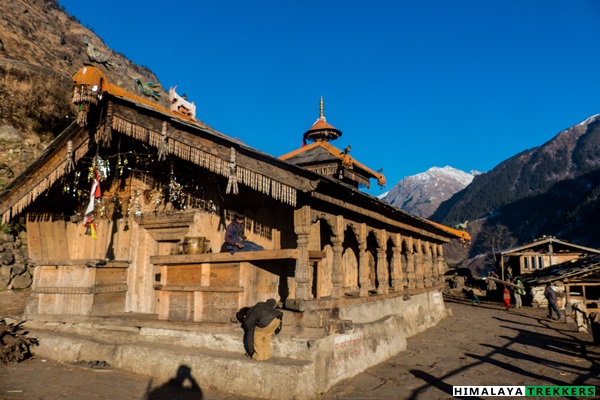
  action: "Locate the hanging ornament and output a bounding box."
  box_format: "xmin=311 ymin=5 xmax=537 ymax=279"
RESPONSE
xmin=83 ymin=168 xmax=101 ymax=239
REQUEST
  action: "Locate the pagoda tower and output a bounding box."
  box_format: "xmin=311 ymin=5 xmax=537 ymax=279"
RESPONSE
xmin=280 ymin=98 xmax=386 ymax=190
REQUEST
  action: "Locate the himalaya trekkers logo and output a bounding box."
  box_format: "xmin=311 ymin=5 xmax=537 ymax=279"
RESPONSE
xmin=452 ymin=386 xmax=596 ymax=397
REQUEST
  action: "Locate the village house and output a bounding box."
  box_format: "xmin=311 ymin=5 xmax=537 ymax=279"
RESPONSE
xmin=520 ymin=255 xmax=600 ymax=342
xmin=495 ymin=236 xmax=600 ymax=280
xmin=0 ymin=65 xmax=467 ymax=399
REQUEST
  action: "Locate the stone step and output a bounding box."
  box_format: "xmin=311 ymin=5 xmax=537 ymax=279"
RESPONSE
xmin=29 ymin=327 xmax=319 ymax=400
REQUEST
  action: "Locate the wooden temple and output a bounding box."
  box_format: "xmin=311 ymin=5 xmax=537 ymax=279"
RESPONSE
xmin=0 ymin=66 xmax=464 ymax=326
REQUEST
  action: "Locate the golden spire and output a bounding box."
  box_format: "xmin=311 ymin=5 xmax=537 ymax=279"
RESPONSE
xmin=320 ymin=96 xmax=324 ymax=119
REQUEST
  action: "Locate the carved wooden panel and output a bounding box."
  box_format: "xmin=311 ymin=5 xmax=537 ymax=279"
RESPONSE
xmin=201 ymin=291 xmax=238 ymax=323
xmin=168 ymin=292 xmax=194 ymax=321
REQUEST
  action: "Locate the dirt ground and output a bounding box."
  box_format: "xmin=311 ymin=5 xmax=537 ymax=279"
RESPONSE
xmin=1 ymin=290 xmax=599 ymax=400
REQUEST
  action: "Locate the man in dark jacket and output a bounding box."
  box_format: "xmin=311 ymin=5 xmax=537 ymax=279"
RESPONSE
xmin=243 ymin=299 xmax=283 ymax=360
xmin=544 ymin=282 xmax=561 ymax=320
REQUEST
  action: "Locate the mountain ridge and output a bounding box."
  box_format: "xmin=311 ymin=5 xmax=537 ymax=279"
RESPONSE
xmin=380 ymin=166 xmax=476 ymax=218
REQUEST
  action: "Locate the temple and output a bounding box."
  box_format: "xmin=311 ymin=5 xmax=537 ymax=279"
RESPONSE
xmin=0 ymin=66 xmax=468 ymax=399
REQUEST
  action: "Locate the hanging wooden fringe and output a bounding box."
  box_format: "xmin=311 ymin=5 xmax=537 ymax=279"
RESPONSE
xmin=110 ymin=115 xmax=298 ymax=206
xmin=226 ymin=147 xmax=238 ymax=194
xmin=157 ymin=121 xmax=168 ymax=161
xmin=73 ymin=85 xmax=100 ymax=127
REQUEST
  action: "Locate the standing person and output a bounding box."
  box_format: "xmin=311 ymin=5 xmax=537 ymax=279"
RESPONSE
xmin=544 ymin=282 xmax=561 ymax=320
xmin=224 ymin=212 xmax=264 ymax=254
xmin=514 ymin=278 xmax=525 ymax=309
xmin=243 ymin=299 xmax=283 ymax=361
xmin=503 ymin=285 xmax=511 ymax=310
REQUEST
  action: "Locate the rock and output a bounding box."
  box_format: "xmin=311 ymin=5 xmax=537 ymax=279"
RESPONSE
xmin=10 ymin=272 xmax=32 ymax=289
xmin=0 ymin=125 xmax=23 ymax=141
xmin=11 ymin=263 xmax=26 ymax=276
xmin=3 ymin=242 xmax=14 ymax=251
xmin=1 ymin=251 xmax=14 ymax=265
xmin=0 ymin=266 xmax=11 ymax=288
xmin=0 ymin=244 xmax=4 ymax=252
xmin=12 ymin=249 xmax=25 ymax=264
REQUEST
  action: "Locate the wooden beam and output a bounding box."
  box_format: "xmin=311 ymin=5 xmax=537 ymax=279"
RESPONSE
xmin=311 ymin=192 xmax=451 ymax=242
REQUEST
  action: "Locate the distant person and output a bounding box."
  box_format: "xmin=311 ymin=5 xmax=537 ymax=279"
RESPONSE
xmin=469 ymin=289 xmax=481 ymax=306
xmin=242 ymin=299 xmax=283 ymax=361
xmin=451 ymin=272 xmax=459 ymax=289
xmin=503 ymin=285 xmax=511 ymax=310
xmin=544 ymin=282 xmax=561 ymax=320
xmin=514 ymin=278 xmax=525 ymax=309
xmin=224 ymin=212 xmax=264 ymax=254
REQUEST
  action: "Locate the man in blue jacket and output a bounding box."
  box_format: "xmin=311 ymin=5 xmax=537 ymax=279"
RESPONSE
xmin=224 ymin=212 xmax=263 ymax=254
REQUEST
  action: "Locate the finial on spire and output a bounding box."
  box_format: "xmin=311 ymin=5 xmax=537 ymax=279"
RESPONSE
xmin=320 ymin=96 xmax=324 ymax=119
xmin=303 ymin=96 xmax=342 ymax=143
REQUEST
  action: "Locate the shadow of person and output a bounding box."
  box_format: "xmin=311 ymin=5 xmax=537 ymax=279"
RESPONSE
xmin=146 ymin=364 xmax=203 ymax=400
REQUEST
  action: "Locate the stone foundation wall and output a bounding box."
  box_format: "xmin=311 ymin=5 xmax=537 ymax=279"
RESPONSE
xmin=0 ymin=229 xmax=32 ymax=290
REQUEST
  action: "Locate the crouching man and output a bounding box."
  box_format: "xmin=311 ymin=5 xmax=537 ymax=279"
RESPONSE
xmin=242 ymin=299 xmax=283 ymax=361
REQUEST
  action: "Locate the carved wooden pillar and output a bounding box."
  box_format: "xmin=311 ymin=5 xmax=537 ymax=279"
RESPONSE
xmin=423 ymin=242 xmax=432 ymax=288
xmin=390 ymin=233 xmax=404 ymax=292
xmin=331 ymin=215 xmax=345 ymax=299
xmin=391 ymin=247 xmax=402 ymax=292
xmin=406 ymin=237 xmax=416 ymax=290
xmin=437 ymin=244 xmax=446 ymax=282
xmin=358 ymin=223 xmax=369 ymax=297
xmin=376 ymin=229 xmax=389 ymax=294
xmin=415 ymin=239 xmax=424 ymax=289
xmin=431 ymin=244 xmax=438 ymax=284
xmin=294 ymin=206 xmax=312 ymax=300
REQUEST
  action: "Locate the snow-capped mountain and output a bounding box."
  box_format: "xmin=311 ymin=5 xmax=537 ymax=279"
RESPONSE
xmin=380 ymin=166 xmax=476 ymax=218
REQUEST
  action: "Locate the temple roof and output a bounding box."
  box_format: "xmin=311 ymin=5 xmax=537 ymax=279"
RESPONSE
xmin=280 ymin=141 xmax=386 ymax=188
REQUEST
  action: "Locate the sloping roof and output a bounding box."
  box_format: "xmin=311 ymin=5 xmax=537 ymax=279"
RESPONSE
xmin=427 ymin=221 xmax=471 ymax=241
xmin=496 ymin=236 xmax=600 ymax=256
xmin=0 ymin=66 xmax=463 ymax=243
xmin=520 ymin=254 xmax=600 ymax=286
xmin=279 ymin=141 xmax=386 ymax=187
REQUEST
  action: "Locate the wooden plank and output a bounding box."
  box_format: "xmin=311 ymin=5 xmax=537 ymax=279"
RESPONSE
xmin=151 ymin=249 xmax=300 ymax=265
xmin=26 ymin=219 xmax=42 ymax=260
xmin=487 ymin=277 xmax=525 ymax=290
xmin=166 ymin=265 xmax=203 ymax=286
xmin=39 ymin=221 xmax=54 ymax=260
xmin=151 ymin=249 xmax=326 ymax=265
xmin=29 ymin=259 xmax=107 ymax=267
xmin=52 ymin=220 xmax=69 ymax=261
xmin=157 ymin=285 xmax=244 ymax=292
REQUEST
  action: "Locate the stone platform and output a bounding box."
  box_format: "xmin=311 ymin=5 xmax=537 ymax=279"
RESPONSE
xmin=23 ymin=291 xmax=448 ymax=400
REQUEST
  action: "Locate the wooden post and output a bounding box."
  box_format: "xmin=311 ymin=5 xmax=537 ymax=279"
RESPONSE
xmin=406 ymin=237 xmax=416 ymax=290
xmin=415 ymin=239 xmax=424 ymax=289
xmin=331 ymin=238 xmax=344 ymax=299
xmin=358 ymin=223 xmax=369 ymax=297
xmin=437 ymin=244 xmax=445 ymax=283
xmin=294 ymin=206 xmax=312 ymax=300
xmin=376 ymin=229 xmax=389 ymax=294
xmin=391 ymin=233 xmax=402 ymax=292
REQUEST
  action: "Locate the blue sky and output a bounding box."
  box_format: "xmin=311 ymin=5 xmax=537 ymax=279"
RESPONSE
xmin=57 ymin=0 xmax=600 ymax=196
